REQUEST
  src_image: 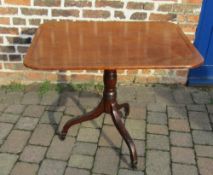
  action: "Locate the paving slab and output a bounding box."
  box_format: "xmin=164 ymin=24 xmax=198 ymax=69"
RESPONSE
xmin=1 ymin=130 xmax=31 ymax=153
xmin=173 ymin=88 xmax=193 ymax=104
xmin=46 ymin=135 xmax=75 ymax=161
xmin=147 ymin=112 xmax=167 ymax=125
xmin=0 ymin=104 xmax=8 ymax=112
xmin=46 ymin=105 xmax=65 ymax=112
xmin=147 ymin=124 xmax=168 ymax=135
xmin=38 ymin=159 xmax=66 ymax=175
xmin=170 ymin=132 xmax=193 ymax=147
xmin=147 ymin=103 xmax=166 ymax=113
xmin=79 ymin=91 xmax=101 ymax=108
xmin=64 ymin=167 xmax=90 ymax=175
xmin=122 ymin=139 xmax=145 ymax=156
xmin=0 ymin=122 xmax=13 ymax=144
xmin=168 ymin=119 xmax=190 ymax=132
xmin=136 ymin=90 xmax=156 ymax=104
xmin=192 ymin=130 xmax=213 ymax=145
xmin=167 ymin=106 xmax=187 ymax=119
xmin=172 ymin=163 xmax=198 ymax=175
xmin=22 ymin=91 xmax=40 ymax=105
xmin=77 ymin=127 xmax=100 ymax=143
xmin=146 ymin=150 xmax=171 ymax=175
xmin=192 ymin=91 xmax=211 ymax=104
xmin=0 ymin=85 xmax=213 ymax=175
xmin=58 ymin=91 xmax=79 ymax=107
xmin=104 ymin=114 xmax=113 ymax=125
xmin=68 ymin=154 xmax=94 ymax=169
xmin=197 ymin=157 xmax=213 ymax=175
xmin=64 ymin=103 xmax=84 ymax=116
xmin=189 ymin=111 xmax=212 ymax=130
xmin=15 ymin=116 xmax=38 ymax=130
xmin=4 ymin=104 xmax=25 ymax=115
xmin=171 ymin=147 xmax=196 ymax=164
xmin=125 ymin=119 xmax=145 ymax=140
xmin=10 ymin=162 xmax=39 ymax=175
xmin=93 ymin=147 xmax=119 ymax=175
xmin=195 ymin=145 xmax=213 ymax=158
xmin=118 ymin=169 xmax=144 ymax=175
xmin=118 ymin=85 xmax=137 ymax=102
xmin=29 ymin=124 xmax=55 ymax=146
xmin=210 ymin=114 xmax=213 ymax=123
xmin=147 ymin=134 xmax=170 ymax=151
xmin=81 ymin=113 xmax=104 ymax=128
xmin=58 ymin=115 xmax=80 ymax=137
xmin=40 ymin=91 xmax=60 ymax=106
xmin=0 ymin=89 xmax=6 ymax=102
xmin=39 ymin=111 xmax=63 ymax=125
xmin=187 ymin=104 xmax=206 ymax=112
xmin=20 ymin=145 xmax=47 ymax=163
xmin=3 ymin=92 xmax=23 ymax=105
xmin=206 ymin=104 xmax=213 ymax=113
xmin=154 ymin=87 xmax=175 ymax=104
xmin=0 ymin=113 xmax=20 ymax=124
xmin=120 ymin=155 xmax=145 ymax=170
xmin=128 ymin=104 xmax=147 ymax=120
xmin=0 ymin=153 xmax=19 ymax=175
xmin=72 ymin=141 xmax=97 ymax=156
xmin=23 ymin=105 xmax=45 ymax=118
xmin=99 ymin=125 xmax=122 ymax=148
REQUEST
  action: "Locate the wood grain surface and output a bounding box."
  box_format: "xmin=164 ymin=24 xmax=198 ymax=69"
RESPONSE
xmin=24 ymin=21 xmax=203 ymax=70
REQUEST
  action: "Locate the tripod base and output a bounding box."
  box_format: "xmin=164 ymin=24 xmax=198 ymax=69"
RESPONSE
xmin=60 ymin=70 xmax=138 ymax=167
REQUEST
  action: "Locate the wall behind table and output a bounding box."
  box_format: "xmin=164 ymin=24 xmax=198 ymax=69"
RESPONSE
xmin=0 ymin=0 xmax=202 ymax=84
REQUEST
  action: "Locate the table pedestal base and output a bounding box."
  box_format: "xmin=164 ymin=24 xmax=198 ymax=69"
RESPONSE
xmin=59 ymin=70 xmax=138 ymax=167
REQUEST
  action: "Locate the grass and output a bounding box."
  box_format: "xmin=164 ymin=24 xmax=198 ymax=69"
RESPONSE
xmin=0 ymin=81 xmax=104 ymax=96
xmin=38 ymin=80 xmax=53 ymax=96
xmin=94 ymin=83 xmax=104 ymax=93
xmin=210 ymin=99 xmax=213 ymax=104
xmin=68 ymin=82 xmax=104 ymax=94
xmin=55 ymin=83 xmax=66 ymax=93
xmin=1 ymin=82 xmax=25 ymax=92
xmin=37 ymin=80 xmax=104 ymax=96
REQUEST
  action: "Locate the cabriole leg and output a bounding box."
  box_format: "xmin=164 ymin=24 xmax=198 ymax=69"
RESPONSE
xmin=59 ymin=101 xmax=104 ymax=140
xmin=117 ymin=103 xmax=130 ymax=118
xmin=111 ymin=103 xmax=138 ymax=167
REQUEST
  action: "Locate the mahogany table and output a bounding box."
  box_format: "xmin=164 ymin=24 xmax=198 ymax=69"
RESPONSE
xmin=24 ymin=21 xmax=203 ymax=167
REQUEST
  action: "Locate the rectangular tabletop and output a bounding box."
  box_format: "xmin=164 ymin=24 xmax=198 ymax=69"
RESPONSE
xmin=24 ymin=21 xmax=203 ymax=70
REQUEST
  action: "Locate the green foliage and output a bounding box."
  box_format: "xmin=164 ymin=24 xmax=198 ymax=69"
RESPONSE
xmin=1 ymin=82 xmax=25 ymax=92
xmin=94 ymin=83 xmax=104 ymax=93
xmin=39 ymin=80 xmax=52 ymax=96
xmin=68 ymin=82 xmax=104 ymax=94
xmin=38 ymin=81 xmax=104 ymax=96
xmin=69 ymin=83 xmax=91 ymax=91
xmin=55 ymin=83 xmax=67 ymax=93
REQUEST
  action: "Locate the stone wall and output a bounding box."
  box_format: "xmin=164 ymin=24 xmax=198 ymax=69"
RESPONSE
xmin=0 ymin=0 xmax=202 ymax=84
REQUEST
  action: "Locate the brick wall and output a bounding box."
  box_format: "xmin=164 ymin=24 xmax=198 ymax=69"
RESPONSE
xmin=0 ymin=0 xmax=202 ymax=85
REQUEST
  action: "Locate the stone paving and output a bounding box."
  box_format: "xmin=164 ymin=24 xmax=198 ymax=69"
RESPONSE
xmin=0 ymin=84 xmax=213 ymax=175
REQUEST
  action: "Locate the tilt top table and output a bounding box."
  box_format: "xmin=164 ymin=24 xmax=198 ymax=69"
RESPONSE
xmin=24 ymin=21 xmax=203 ymax=167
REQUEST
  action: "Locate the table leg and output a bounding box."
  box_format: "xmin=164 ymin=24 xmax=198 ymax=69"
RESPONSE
xmin=116 ymin=103 xmax=130 ymax=117
xmin=111 ymin=103 xmax=137 ymax=167
xmin=59 ymin=101 xmax=104 ymax=140
xmin=59 ymin=69 xmax=137 ymax=167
